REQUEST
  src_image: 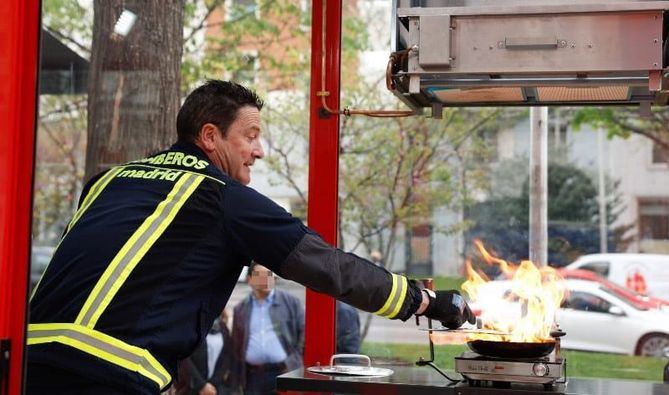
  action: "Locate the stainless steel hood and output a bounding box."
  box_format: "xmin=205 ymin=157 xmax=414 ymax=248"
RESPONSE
xmin=390 ymin=0 xmax=669 ymax=114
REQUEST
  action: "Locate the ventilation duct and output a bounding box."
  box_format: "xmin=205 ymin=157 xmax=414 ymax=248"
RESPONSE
xmin=390 ymin=1 xmax=669 ymax=114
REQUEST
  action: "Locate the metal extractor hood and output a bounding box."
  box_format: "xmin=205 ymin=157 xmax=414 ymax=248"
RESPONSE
xmin=390 ymin=0 xmax=669 ymax=114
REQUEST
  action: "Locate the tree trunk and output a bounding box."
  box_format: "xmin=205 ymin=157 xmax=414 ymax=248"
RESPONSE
xmin=85 ymin=0 xmax=184 ymax=181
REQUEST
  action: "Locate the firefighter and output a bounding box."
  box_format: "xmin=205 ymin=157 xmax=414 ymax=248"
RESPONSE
xmin=26 ymin=80 xmax=474 ymax=395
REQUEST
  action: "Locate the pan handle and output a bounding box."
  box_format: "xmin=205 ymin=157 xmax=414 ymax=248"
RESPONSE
xmin=330 ymin=354 xmax=371 ymax=368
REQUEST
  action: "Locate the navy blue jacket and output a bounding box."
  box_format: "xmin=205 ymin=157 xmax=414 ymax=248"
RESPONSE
xmin=27 ymin=141 xmax=421 ymax=394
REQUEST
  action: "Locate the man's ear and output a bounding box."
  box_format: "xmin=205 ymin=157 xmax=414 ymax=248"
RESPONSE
xmin=197 ymin=123 xmax=220 ymax=153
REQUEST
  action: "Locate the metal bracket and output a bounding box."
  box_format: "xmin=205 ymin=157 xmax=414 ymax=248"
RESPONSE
xmin=318 ymin=107 xmax=332 ymax=119
xmin=431 ymin=103 xmax=443 ymax=119
xmin=0 ymin=339 xmax=9 ymax=395
xmin=639 ymin=101 xmax=652 ymax=118
xmin=415 ymin=317 xmax=462 ymax=384
xmin=419 ymin=15 xmax=452 ymax=68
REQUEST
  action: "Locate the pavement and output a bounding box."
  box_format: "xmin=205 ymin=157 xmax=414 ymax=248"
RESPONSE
xmin=226 ymin=278 xmax=429 ymax=344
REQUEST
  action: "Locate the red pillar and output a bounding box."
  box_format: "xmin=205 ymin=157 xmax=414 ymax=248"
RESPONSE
xmin=0 ymin=0 xmax=40 ymax=393
xmin=304 ymin=0 xmax=342 ymax=367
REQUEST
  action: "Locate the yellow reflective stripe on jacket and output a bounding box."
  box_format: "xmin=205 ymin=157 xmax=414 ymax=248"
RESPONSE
xmin=374 ymin=274 xmax=408 ymax=319
xmin=67 ymin=166 xmax=126 ymax=233
xmin=75 ymin=173 xmax=204 ymax=327
xmin=27 ymin=323 xmax=171 ymax=390
xmin=31 ymin=167 xmax=125 ymax=301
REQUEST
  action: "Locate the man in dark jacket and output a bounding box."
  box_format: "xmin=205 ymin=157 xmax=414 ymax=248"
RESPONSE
xmin=231 ymin=263 xmax=303 ymax=394
xmin=26 ymin=80 xmax=475 ymax=395
xmin=336 ymin=301 xmax=361 ymax=354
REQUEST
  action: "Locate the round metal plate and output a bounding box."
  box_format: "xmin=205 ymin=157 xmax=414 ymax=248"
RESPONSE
xmin=307 ymin=365 xmax=394 ymax=377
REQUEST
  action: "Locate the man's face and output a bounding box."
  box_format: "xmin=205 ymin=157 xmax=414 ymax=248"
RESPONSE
xmin=248 ymin=264 xmax=275 ymax=296
xmin=210 ymin=106 xmax=264 ymax=185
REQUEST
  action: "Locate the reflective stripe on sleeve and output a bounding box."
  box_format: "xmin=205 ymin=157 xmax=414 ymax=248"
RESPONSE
xmin=373 ymin=274 xmax=408 ymax=319
xmin=75 ymin=173 xmax=204 ymax=328
xmin=27 ymin=323 xmax=171 ymax=390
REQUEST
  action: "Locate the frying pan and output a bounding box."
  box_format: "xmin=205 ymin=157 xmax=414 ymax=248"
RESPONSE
xmin=467 ymin=339 xmax=556 ymax=359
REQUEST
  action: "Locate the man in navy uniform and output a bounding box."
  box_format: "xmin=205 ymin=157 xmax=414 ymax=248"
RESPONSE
xmin=27 ymin=80 xmax=475 ymax=395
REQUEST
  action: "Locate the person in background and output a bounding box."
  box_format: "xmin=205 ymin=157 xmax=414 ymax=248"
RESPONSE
xmin=336 ymin=301 xmax=361 ymax=354
xmin=181 ymin=309 xmax=234 ymax=395
xmin=231 ymin=262 xmax=304 ymax=394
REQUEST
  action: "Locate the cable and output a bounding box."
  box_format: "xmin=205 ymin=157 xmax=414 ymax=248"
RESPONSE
xmin=316 ymin=0 xmax=415 ymax=118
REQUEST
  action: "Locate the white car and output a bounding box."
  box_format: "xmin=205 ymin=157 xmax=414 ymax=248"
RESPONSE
xmin=470 ymin=279 xmax=669 ymax=357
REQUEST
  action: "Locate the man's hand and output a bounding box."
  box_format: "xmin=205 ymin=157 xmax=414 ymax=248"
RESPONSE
xmin=420 ymin=290 xmax=476 ymax=329
xmin=199 ymin=382 xmax=217 ymax=395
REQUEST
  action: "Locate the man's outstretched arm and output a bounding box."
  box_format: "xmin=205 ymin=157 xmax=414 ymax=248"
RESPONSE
xmin=280 ymin=232 xmax=475 ymax=328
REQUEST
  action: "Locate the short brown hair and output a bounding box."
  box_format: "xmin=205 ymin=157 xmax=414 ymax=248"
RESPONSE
xmin=176 ymin=80 xmax=264 ymax=142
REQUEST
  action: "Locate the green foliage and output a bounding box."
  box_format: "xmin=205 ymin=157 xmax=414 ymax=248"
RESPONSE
xmin=571 ymin=107 xmax=669 ymax=150
xmin=571 ymin=107 xmax=631 ymax=139
xmin=42 ymin=0 xmax=92 ymax=55
xmin=477 ymin=161 xmax=622 ymax=228
xmin=181 ymin=0 xmax=309 ymax=93
xmin=431 ymin=276 xmax=466 ymax=291
xmin=525 ymin=163 xmax=599 ymax=223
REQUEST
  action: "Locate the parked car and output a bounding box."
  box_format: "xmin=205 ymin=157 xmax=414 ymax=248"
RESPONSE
xmin=558 ymin=268 xmax=669 ymax=311
xmin=471 ymin=279 xmax=669 ymax=357
xmin=30 ymin=245 xmax=55 ymax=292
xmin=566 ymin=253 xmax=669 ymax=300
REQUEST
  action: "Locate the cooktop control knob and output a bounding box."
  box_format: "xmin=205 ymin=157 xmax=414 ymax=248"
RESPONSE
xmin=532 ymin=363 xmax=549 ymax=377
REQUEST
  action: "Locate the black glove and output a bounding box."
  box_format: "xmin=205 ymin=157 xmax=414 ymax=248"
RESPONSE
xmin=421 ymin=290 xmax=476 ymax=329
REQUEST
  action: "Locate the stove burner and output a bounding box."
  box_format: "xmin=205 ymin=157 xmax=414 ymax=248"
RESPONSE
xmin=455 ymin=351 xmax=567 ymax=390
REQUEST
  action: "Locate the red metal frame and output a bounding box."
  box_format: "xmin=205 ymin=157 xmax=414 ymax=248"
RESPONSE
xmin=305 ymin=0 xmax=342 ymax=367
xmin=0 ymin=0 xmax=40 ymax=393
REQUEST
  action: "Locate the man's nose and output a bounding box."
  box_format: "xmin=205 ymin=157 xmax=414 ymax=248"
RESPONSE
xmin=253 ymin=140 xmax=265 ymax=159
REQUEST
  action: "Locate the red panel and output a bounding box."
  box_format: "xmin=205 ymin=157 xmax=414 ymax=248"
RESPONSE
xmin=304 ymin=0 xmax=342 ymax=367
xmin=0 ymin=0 xmax=39 ymax=393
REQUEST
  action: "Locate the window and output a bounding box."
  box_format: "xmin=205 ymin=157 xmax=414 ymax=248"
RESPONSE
xmin=652 ymin=141 xmax=669 ymax=165
xmin=639 ymin=200 xmax=669 ymax=240
xmin=580 ymin=261 xmax=611 ymax=278
xmin=564 ymin=291 xmax=612 ymax=313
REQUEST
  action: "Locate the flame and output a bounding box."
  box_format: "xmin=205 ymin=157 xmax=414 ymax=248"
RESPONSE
xmin=461 ymin=240 xmax=567 ymax=343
